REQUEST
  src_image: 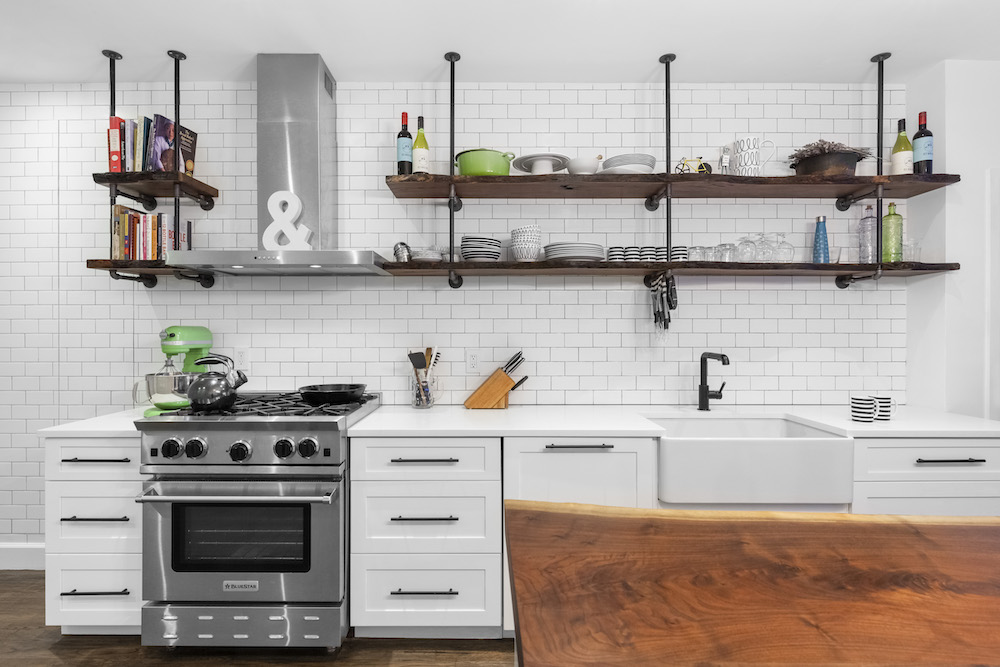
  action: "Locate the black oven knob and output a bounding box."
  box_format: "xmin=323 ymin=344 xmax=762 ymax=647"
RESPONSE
xmin=161 ymin=438 xmax=182 ymax=459
xmin=184 ymin=438 xmax=207 ymax=459
xmin=297 ymin=438 xmax=318 ymax=459
xmin=229 ymin=441 xmax=252 ymax=462
xmin=274 ymin=438 xmax=295 ymax=459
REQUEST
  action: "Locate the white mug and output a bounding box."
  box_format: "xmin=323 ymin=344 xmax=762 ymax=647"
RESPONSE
xmin=732 ymin=136 xmax=776 ymax=176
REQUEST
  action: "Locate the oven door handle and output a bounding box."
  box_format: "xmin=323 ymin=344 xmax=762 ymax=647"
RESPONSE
xmin=134 ymin=488 xmax=338 ymax=504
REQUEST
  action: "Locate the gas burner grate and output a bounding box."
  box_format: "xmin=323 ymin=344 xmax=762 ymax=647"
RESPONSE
xmin=170 ymin=392 xmax=378 ymax=417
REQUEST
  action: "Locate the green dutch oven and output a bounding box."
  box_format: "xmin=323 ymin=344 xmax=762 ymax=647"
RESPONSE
xmin=455 ymin=149 xmax=516 ymax=176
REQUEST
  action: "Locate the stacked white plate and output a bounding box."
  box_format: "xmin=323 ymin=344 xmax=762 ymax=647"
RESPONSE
xmin=411 ymin=248 xmax=443 ymax=262
xmin=601 ymin=153 xmax=656 ymax=175
xmin=461 ymin=235 xmax=501 ymax=262
xmin=543 ymin=242 xmax=606 ymax=262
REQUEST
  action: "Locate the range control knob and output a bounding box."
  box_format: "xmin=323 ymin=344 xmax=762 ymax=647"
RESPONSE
xmin=184 ymin=438 xmax=207 ymax=459
xmin=274 ymin=438 xmax=295 ymax=459
xmin=229 ymin=441 xmax=252 ymax=462
xmin=297 ymin=438 xmax=318 ymax=459
xmin=161 ymin=438 xmax=182 ymax=459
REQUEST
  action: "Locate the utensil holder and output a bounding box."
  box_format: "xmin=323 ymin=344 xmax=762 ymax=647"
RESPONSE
xmin=410 ymin=371 xmax=438 ymax=409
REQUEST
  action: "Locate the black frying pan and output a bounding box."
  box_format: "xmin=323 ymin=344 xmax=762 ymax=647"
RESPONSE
xmin=299 ymin=383 xmax=367 ymax=406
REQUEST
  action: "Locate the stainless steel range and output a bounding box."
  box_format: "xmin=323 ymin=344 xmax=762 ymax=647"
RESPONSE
xmin=134 ymin=392 xmax=380 ymax=649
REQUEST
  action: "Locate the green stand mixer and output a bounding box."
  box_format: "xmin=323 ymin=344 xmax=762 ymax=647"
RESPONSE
xmin=139 ymin=326 xmax=214 ymax=416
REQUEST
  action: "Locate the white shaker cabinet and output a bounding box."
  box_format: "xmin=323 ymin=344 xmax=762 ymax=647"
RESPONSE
xmin=43 ymin=431 xmax=143 ymax=635
xmin=350 ymin=437 xmax=502 ymax=639
xmin=501 ymin=436 xmax=657 ymax=635
xmin=852 ymin=437 xmax=1000 ymax=515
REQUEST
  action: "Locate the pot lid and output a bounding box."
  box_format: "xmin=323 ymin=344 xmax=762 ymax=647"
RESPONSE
xmin=455 ymin=148 xmax=509 ymax=158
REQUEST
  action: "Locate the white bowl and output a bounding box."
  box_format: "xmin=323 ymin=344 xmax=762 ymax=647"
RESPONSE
xmin=568 ymin=156 xmax=600 ymax=175
xmin=512 ymin=245 xmax=541 ymax=261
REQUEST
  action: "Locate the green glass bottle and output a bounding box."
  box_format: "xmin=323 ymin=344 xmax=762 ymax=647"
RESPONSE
xmin=882 ymin=202 xmax=903 ymax=262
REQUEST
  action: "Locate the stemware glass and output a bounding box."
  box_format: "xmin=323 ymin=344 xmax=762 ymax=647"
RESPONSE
xmin=736 ymin=236 xmax=757 ymax=262
xmin=773 ymin=233 xmax=795 ymax=263
xmin=753 ymin=233 xmax=774 ymax=262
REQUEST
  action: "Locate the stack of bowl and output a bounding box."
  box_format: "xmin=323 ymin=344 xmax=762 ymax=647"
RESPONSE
xmin=461 ymin=236 xmax=501 ymax=262
xmin=600 ymin=153 xmax=657 ymax=174
xmin=511 ymin=225 xmax=542 ymax=262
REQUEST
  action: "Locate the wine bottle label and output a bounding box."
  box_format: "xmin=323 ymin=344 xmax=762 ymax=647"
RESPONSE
xmin=413 ymin=147 xmax=430 ymax=173
xmin=913 ymin=136 xmax=933 ymax=162
xmin=397 ymin=138 xmax=413 ymax=162
xmin=890 ymin=150 xmax=913 ymax=175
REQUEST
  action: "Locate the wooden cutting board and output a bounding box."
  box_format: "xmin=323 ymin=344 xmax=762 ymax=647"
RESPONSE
xmin=504 ymin=500 xmax=1000 ymax=666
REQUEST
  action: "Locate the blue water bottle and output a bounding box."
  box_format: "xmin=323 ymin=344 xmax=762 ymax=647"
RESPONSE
xmin=812 ymin=215 xmax=830 ymax=263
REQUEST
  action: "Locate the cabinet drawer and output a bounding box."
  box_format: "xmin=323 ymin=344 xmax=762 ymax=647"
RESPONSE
xmin=45 ymin=481 xmax=142 ymax=553
xmin=45 ymin=553 xmax=142 ymax=627
xmin=45 ymin=438 xmax=141 ymax=481
xmin=350 ymin=553 xmax=501 ymax=627
xmin=855 ymin=438 xmax=1000 ymax=481
xmin=351 ymin=438 xmax=500 ymax=481
xmin=503 ymin=436 xmax=657 ymax=509
xmin=852 ymin=481 xmax=1000 ymax=516
xmin=352 ymin=481 xmax=500 ymax=554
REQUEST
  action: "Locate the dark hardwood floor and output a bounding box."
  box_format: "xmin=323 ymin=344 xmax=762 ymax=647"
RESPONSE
xmin=3 ymin=571 xmax=514 ymax=666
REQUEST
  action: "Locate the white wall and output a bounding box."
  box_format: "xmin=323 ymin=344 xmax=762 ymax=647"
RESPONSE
xmin=906 ymin=61 xmax=1000 ymax=418
xmin=1 ymin=78 xmax=908 ymax=544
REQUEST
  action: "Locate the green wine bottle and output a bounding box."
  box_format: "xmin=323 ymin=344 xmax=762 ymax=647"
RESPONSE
xmin=882 ymin=202 xmax=903 ymax=262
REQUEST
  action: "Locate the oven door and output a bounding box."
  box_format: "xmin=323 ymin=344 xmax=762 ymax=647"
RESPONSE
xmin=137 ymin=478 xmax=343 ymax=604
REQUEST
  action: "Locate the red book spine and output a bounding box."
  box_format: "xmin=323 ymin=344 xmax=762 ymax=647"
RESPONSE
xmin=108 ymin=116 xmax=124 ymax=172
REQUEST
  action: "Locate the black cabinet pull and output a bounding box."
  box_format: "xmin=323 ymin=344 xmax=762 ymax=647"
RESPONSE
xmin=390 ymin=588 xmax=458 ymax=596
xmin=545 ymin=444 xmax=614 ymax=449
xmin=389 ymin=458 xmax=460 ymax=463
xmin=60 ymin=588 xmax=130 ymax=597
xmin=61 ymin=457 xmax=131 ymax=463
xmin=390 ymin=515 xmax=459 ymax=522
xmin=60 ymin=516 xmax=130 ymax=522
xmin=916 ymin=458 xmax=986 ymax=464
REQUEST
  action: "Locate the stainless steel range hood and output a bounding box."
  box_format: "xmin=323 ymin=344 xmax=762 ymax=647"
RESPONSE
xmin=166 ymin=53 xmax=389 ymax=277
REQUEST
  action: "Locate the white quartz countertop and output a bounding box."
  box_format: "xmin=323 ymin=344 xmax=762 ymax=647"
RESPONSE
xmin=38 ymin=408 xmax=146 ymax=437
xmin=36 ymin=404 xmax=1000 ymax=439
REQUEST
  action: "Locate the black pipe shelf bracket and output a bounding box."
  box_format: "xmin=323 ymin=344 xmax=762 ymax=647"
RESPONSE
xmin=110 ymin=270 xmax=157 ymax=289
xmin=445 ymin=51 xmax=463 ymax=289
xmin=173 ymin=271 xmax=215 ymax=289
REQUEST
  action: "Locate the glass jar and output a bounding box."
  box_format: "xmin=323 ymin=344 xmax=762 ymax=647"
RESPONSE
xmin=410 ymin=372 xmax=438 ymax=409
xmin=736 ymin=237 xmax=757 ymax=262
xmin=857 ymin=205 xmax=878 ymax=263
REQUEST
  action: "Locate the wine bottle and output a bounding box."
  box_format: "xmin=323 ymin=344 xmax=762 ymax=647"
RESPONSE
xmin=397 ymin=112 xmax=412 ymax=175
xmin=882 ymin=202 xmax=903 ymax=262
xmin=889 ymin=119 xmax=913 ymax=175
xmin=858 ymin=204 xmax=877 ymax=264
xmin=913 ymin=111 xmax=933 ymax=174
xmin=412 ymin=116 xmax=429 ymax=174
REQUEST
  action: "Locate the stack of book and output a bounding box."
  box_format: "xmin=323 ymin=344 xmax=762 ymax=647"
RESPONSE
xmin=111 ymin=204 xmax=192 ymax=261
xmin=107 ymin=114 xmax=197 ymax=175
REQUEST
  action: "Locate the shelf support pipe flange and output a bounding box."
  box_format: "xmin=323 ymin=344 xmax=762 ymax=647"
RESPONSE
xmin=644 ymin=184 xmax=668 ymax=212
xmin=445 ymin=52 xmax=463 ymax=289
xmin=835 ymin=266 xmax=883 ymax=289
xmin=110 ymin=270 xmax=157 ymax=289
xmin=173 ymin=271 xmax=215 ymax=289
xmin=835 ymin=186 xmax=879 ymax=212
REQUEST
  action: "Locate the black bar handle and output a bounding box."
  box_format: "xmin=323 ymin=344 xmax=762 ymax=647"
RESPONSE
xmin=391 ymin=516 xmax=458 ymax=522
xmin=389 ymin=458 xmax=459 ymax=463
xmin=60 ymin=588 xmax=130 ymax=597
xmin=61 ymin=457 xmax=131 ymax=463
xmin=916 ymin=458 xmax=986 ymax=464
xmin=60 ymin=516 xmax=130 ymax=522
xmin=545 ymin=444 xmax=614 ymax=450
xmin=390 ymin=588 xmax=458 ymax=596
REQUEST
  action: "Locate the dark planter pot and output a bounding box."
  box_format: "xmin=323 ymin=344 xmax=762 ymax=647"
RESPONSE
xmin=792 ymin=152 xmax=861 ymax=176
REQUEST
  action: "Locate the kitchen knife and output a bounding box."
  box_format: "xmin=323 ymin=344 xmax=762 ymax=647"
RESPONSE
xmin=511 ymin=376 xmax=528 ymax=391
xmin=508 ymin=356 xmax=525 ymax=375
xmin=503 ymin=351 xmax=523 ymax=374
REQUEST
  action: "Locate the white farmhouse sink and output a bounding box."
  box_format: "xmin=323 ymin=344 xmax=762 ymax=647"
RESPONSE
xmin=647 ymin=414 xmax=853 ymax=505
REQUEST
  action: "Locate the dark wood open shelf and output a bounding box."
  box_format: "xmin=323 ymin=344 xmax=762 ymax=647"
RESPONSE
xmin=386 ymin=173 xmax=960 ymax=201
xmin=383 ymin=260 xmax=960 ymax=278
xmin=87 ymin=259 xmax=175 ymax=275
xmin=93 ymin=172 xmax=219 ymax=203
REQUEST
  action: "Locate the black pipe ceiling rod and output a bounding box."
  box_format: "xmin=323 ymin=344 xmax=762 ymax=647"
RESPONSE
xmin=445 ymin=51 xmax=463 ymax=289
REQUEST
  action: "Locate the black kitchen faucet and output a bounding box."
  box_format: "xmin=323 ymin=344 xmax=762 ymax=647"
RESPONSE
xmin=698 ymin=352 xmax=730 ymax=411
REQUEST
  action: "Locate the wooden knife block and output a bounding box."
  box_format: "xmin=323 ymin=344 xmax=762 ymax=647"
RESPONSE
xmin=464 ymin=369 xmax=514 ymax=409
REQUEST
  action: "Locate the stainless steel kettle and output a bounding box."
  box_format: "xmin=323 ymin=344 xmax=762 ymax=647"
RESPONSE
xmin=187 ymin=354 xmax=248 ymax=412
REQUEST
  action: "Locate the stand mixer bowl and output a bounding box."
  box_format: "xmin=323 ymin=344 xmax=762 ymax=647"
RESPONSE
xmin=146 ymin=371 xmax=200 ymax=410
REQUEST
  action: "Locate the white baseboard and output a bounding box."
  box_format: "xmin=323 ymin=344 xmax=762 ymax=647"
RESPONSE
xmin=0 ymin=543 xmax=45 ymax=569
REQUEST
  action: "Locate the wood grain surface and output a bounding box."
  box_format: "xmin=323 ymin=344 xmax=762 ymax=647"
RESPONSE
xmin=504 ymin=500 xmax=1000 ymax=666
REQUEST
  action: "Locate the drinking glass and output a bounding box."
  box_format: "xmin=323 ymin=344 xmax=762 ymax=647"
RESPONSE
xmin=772 ymin=233 xmax=795 ymax=263
xmin=736 ymin=236 xmax=757 ymax=262
xmin=688 ymin=246 xmax=706 ymax=261
xmin=715 ymin=243 xmax=736 ymax=262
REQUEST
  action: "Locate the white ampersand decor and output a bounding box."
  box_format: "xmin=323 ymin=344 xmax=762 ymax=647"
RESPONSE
xmin=262 ymin=190 xmax=313 ymax=250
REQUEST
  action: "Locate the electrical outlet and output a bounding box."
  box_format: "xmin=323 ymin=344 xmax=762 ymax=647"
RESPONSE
xmin=235 ymin=348 xmax=251 ymax=373
xmin=465 ymin=349 xmax=480 ymax=374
